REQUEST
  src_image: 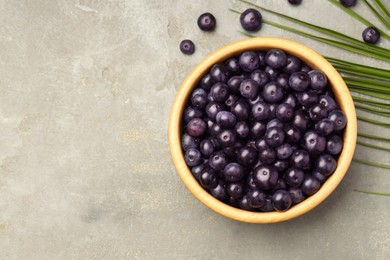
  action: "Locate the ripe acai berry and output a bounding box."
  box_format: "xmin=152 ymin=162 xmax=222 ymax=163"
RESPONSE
xmin=288 ymin=0 xmax=302 ymax=5
xmin=340 ymin=0 xmax=357 ymax=7
xmin=240 ymin=8 xmax=262 ymax=32
xmin=362 ymin=26 xmax=380 ymax=44
xmin=197 ymin=12 xmax=216 ymax=31
xmin=179 ymin=39 xmax=195 ymax=55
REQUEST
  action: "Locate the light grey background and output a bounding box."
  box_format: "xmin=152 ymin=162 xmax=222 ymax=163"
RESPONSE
xmin=0 ymin=0 xmax=389 ymax=259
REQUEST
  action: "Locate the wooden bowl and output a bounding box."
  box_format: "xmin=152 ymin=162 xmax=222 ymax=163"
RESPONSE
xmin=168 ymin=37 xmax=357 ymax=223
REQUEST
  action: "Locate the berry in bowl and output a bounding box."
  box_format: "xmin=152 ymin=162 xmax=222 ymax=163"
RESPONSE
xmin=169 ymin=38 xmax=357 ymax=223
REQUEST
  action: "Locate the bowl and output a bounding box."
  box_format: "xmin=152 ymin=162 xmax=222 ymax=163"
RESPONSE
xmin=168 ymin=37 xmax=357 ymax=223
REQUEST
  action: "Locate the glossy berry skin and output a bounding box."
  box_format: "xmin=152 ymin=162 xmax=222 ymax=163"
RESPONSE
xmin=362 ymin=27 xmax=380 ymax=44
xmin=301 ymin=175 xmax=321 ymax=196
xmin=225 ymin=94 xmax=239 ymax=108
xmin=227 ymin=182 xmax=245 ymax=199
xmin=315 ymin=154 xmax=337 ymax=176
xmin=272 ymin=190 xmax=292 ymax=211
xmin=209 ymin=152 xmax=228 ymax=171
xmin=289 ymin=71 xmax=310 ymax=92
xmin=302 ymin=130 xmax=326 ymax=155
xmin=240 ymin=79 xmax=259 ymax=99
xmin=276 ymin=143 xmax=293 ymax=160
xmin=240 ymin=8 xmax=262 ymax=32
xmin=319 ymin=95 xmax=337 ymax=112
xmin=288 ymin=187 xmax=305 ymax=205
xmin=309 ymin=70 xmax=328 ymax=90
xmin=284 ymin=124 xmax=301 ymax=143
xmin=283 ymin=93 xmax=298 ymax=109
xmin=197 ymin=12 xmax=216 ymax=31
xmin=205 ymin=102 xmax=224 ymax=120
xmin=237 ymin=147 xmax=258 ymax=167
xmin=227 ymin=76 xmax=244 ymax=94
xmin=292 ymin=109 xmax=311 ymax=132
xmin=184 ymin=106 xmax=203 ymax=123
xmin=191 ymin=94 xmax=207 ymax=110
xmin=273 ymin=160 xmax=289 ymax=172
xmin=328 ymin=110 xmax=347 ymax=131
xmin=231 ymin=100 xmax=250 ymax=121
xmin=200 ymin=139 xmax=216 ymax=157
xmin=251 ymin=101 xmax=270 ymax=121
xmin=290 ymin=150 xmax=311 ymax=170
xmin=217 ymin=130 xmax=236 ymax=147
xmin=312 ymin=170 xmax=327 ymax=184
xmin=288 ymin=0 xmax=302 ymax=5
xmin=255 ymin=137 xmax=269 ymax=151
xmin=235 ymin=121 xmax=250 ymax=139
xmin=184 ymin=148 xmax=202 ymax=167
xmin=263 ymin=82 xmax=284 ymax=103
xmin=225 ymin=57 xmax=241 ymax=74
xmin=276 ymin=103 xmax=294 ymax=122
xmin=265 ymin=66 xmax=281 ymax=81
xmin=258 ymin=147 xmax=276 ymax=164
xmin=340 ymin=0 xmax=357 ymax=7
xmin=238 ymin=195 xmax=255 ymax=211
xmin=180 ymin=39 xmax=195 ymax=55
xmin=191 ymin=163 xmax=205 ymax=181
xmin=239 ymin=51 xmax=260 ymax=72
xmin=247 ymin=189 xmax=266 ymax=208
xmin=181 ymin=133 xmax=200 ymax=151
xmin=250 ymin=70 xmax=269 ymax=87
xmin=200 ymin=73 xmax=214 ymax=90
xmin=259 ymin=197 xmax=274 ymax=212
xmin=210 ymin=63 xmax=230 ymax=83
xmin=253 ymin=165 xmax=279 ymax=190
xmin=187 ymin=118 xmax=207 ymax=137
xmin=267 ymin=118 xmax=284 ymax=130
xmin=200 ymin=168 xmax=218 ymax=189
xmin=309 ymin=104 xmax=328 ymax=122
xmin=265 ymin=126 xmax=285 ymax=147
xmin=265 ymin=49 xmax=288 ymax=69
xmin=210 ymin=82 xmax=230 ymax=102
xmin=315 ymin=118 xmax=334 ymax=136
xmin=216 ymin=111 xmax=237 ymax=129
xmin=327 ymin=134 xmax=343 ymax=155
xmin=285 ymin=167 xmax=305 ymax=188
xmin=283 ymin=55 xmax=302 ymax=74
xmin=223 ymin=163 xmax=245 ymax=182
xmin=297 ymin=90 xmax=318 ymax=108
xmin=210 ymin=181 xmax=228 ymax=201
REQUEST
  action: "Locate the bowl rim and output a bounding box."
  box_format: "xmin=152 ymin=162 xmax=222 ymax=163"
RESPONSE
xmin=168 ymin=37 xmax=357 ymax=223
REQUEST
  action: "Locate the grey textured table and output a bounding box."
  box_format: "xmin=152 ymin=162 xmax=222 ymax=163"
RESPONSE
xmin=0 ymin=0 xmax=389 ymax=259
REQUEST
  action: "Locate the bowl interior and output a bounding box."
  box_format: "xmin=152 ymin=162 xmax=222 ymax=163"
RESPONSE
xmin=169 ymin=37 xmax=357 ymax=223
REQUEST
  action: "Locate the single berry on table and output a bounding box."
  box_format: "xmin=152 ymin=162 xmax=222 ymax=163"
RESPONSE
xmin=288 ymin=0 xmax=303 ymax=5
xmin=340 ymin=0 xmax=357 ymax=7
xmin=240 ymin=8 xmax=262 ymax=32
xmin=180 ymin=39 xmax=195 ymax=55
xmin=197 ymin=12 xmax=216 ymax=31
xmin=362 ymin=26 xmax=380 ymax=44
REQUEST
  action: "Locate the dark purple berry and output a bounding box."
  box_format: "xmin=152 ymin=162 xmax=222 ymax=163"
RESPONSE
xmin=312 ymin=170 xmax=327 ymax=184
xmin=205 ymin=102 xmax=224 ymax=120
xmin=276 ymin=143 xmax=293 ymax=160
xmin=288 ymin=0 xmax=302 ymax=5
xmin=180 ymin=39 xmax=195 ymax=55
xmin=309 ymin=70 xmax=328 ymax=90
xmin=276 ymin=103 xmax=294 ymax=122
xmin=301 ymin=175 xmax=321 ymax=196
xmin=276 ymin=73 xmax=290 ymax=91
xmin=238 ymin=195 xmax=255 ymax=211
xmin=284 ymin=124 xmax=301 ymax=143
xmin=210 ymin=82 xmax=230 ymax=102
xmin=217 ymin=129 xmax=236 ymax=147
xmin=253 ymin=165 xmax=278 ymax=190
xmin=240 ymin=79 xmax=259 ymax=99
xmin=191 ymin=94 xmax=207 ymax=110
xmin=340 ymin=0 xmax=357 ymax=7
xmin=302 ymin=130 xmax=326 ymax=155
xmin=292 ymin=109 xmax=311 ymax=132
xmin=181 ymin=133 xmax=200 ymax=151
xmin=288 ymin=187 xmax=305 ymax=205
xmin=265 ymin=49 xmax=288 ymax=69
xmin=309 ymin=104 xmax=328 ymax=122
xmin=209 ymin=152 xmax=228 ymax=171
xmin=239 ymin=51 xmax=260 ymax=72
xmin=197 ymin=12 xmax=216 ymax=31
xmin=289 ymin=71 xmax=310 ymax=92
xmin=184 ymin=106 xmax=203 ymax=123
xmin=231 ymin=100 xmax=250 ymax=121
xmin=191 ymin=163 xmax=206 ymax=181
xmin=283 ymin=93 xmax=298 ymax=108
xmin=255 ymin=137 xmax=269 ymax=151
xmin=265 ymin=126 xmax=285 ymax=147
xmin=290 ymin=150 xmax=311 ymax=170
xmin=216 ymin=111 xmax=237 ymax=128
xmin=250 ymin=69 xmax=269 ymax=87
xmin=319 ymin=95 xmax=337 ymax=112
xmin=200 ymin=139 xmax=216 ymax=157
xmin=263 ymin=82 xmax=284 ymax=103
xmin=258 ymin=147 xmax=276 ymax=164
xmin=259 ymin=197 xmax=274 ymax=212
xmin=265 ymin=66 xmax=281 ymax=81
xmin=362 ymin=26 xmax=380 ymax=44
xmin=210 ymin=63 xmax=230 ymax=83
xmin=210 ymin=181 xmax=228 ymax=201
xmin=247 ymin=189 xmax=266 ymax=208
xmin=327 ymin=134 xmax=343 ymax=155
xmin=273 ymin=160 xmax=289 ymax=172
xmin=227 ymin=182 xmax=245 ymax=199
xmin=328 ymin=110 xmax=347 ymax=131
xmin=272 ymin=190 xmax=292 ymax=211
xmin=240 ymin=8 xmax=262 ymax=32
xmin=251 ymin=101 xmax=270 ymax=121
xmin=223 ymin=163 xmax=245 ymax=182
xmin=285 ymin=167 xmax=305 ymax=188
xmin=235 ymin=121 xmax=250 ymax=139
xmin=297 ymin=90 xmax=318 ymax=108
xmin=184 ymin=148 xmax=202 ymax=167
xmin=237 ymin=147 xmax=258 ymax=167
xmin=200 ymin=168 xmax=218 ymax=189
xmin=315 ymin=154 xmax=337 ymax=176
xmin=315 ymin=118 xmax=334 ymax=136
xmin=227 ymin=76 xmax=244 ymax=94
xmin=283 ymin=55 xmax=302 ymax=74
xmin=200 ymin=73 xmax=214 ymax=90
xmin=187 ymin=118 xmax=207 ymax=137
xmin=225 ymin=94 xmax=239 ymax=108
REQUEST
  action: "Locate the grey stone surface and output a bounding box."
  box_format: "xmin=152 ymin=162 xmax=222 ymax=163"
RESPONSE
xmin=0 ymin=0 xmax=389 ymax=259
